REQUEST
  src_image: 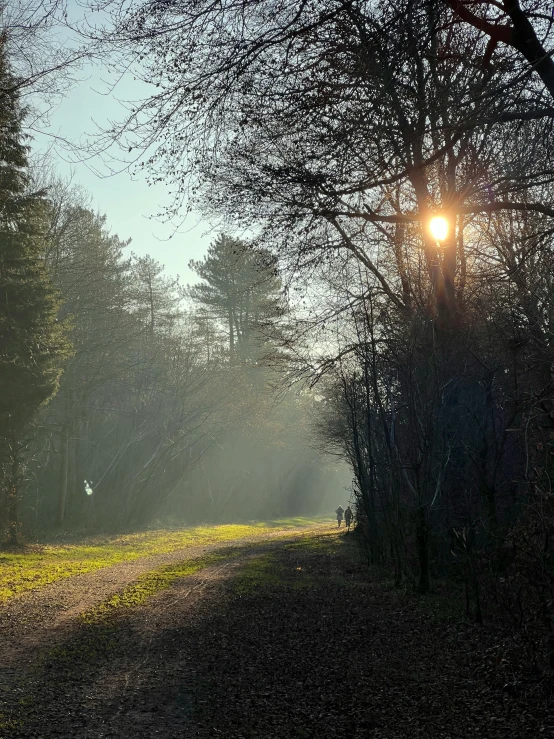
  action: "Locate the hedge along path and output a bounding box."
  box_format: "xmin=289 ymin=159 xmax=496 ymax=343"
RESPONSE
xmin=0 ymin=520 xmax=332 ymax=674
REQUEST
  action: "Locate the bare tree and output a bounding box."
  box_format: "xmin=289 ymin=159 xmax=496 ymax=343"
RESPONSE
xmin=445 ymin=1 xmax=554 ymax=99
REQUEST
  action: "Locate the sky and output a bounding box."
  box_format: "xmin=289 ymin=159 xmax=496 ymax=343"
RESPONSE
xmin=29 ymin=4 xmax=213 ymax=285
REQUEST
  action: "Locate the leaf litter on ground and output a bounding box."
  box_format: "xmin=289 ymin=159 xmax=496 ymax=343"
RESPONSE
xmin=2 ymin=527 xmax=554 ymax=738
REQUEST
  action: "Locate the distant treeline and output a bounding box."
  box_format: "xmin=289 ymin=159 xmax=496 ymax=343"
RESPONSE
xmin=21 ymin=216 xmax=337 ymax=534
xmin=0 ymin=44 xmax=340 ymax=540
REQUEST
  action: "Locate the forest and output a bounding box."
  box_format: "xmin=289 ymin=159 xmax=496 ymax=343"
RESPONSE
xmin=0 ymin=177 xmax=340 ymax=536
xmin=2 ymin=1 xmax=554 ymax=736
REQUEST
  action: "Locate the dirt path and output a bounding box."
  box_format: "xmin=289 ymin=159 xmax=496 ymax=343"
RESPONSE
xmin=0 ymin=524 xmax=325 ymax=669
xmin=2 ymin=528 xmax=553 ymax=738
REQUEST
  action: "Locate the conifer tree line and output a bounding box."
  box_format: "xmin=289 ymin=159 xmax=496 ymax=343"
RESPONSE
xmin=0 ymin=41 xmax=339 ymax=542
xmin=89 ymin=0 xmax=554 ymax=663
xmin=0 ymin=41 xmax=71 ymax=543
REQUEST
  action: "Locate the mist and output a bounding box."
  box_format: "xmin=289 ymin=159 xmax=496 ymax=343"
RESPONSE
xmin=7 ymin=215 xmax=347 ymax=538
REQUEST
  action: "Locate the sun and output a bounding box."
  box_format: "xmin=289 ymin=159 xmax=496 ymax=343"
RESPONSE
xmin=429 ymin=216 xmax=448 ymax=242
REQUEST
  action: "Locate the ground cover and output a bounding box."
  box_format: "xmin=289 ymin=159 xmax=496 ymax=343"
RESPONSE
xmin=0 ymin=516 xmax=325 ymax=602
xmin=3 ymin=524 xmax=552 ymax=738
xmin=81 ymin=549 xmax=241 ymax=623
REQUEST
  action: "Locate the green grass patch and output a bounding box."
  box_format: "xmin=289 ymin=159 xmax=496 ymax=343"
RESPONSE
xmin=233 ymin=548 xmax=332 ymax=594
xmin=285 ymin=530 xmax=347 ymax=554
xmin=253 ymin=515 xmax=328 ymax=528
xmin=231 ymin=531 xmax=360 ymax=595
xmin=0 ymin=517 xmax=325 ymax=603
xmin=233 ymin=553 xmax=283 ymax=594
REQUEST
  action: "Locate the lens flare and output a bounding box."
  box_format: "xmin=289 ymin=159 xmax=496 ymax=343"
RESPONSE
xmin=429 ymin=216 xmax=448 ymax=241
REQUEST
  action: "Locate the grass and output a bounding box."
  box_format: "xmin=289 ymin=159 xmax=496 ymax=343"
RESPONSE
xmin=0 ymin=516 xmax=328 ymax=603
xmin=250 ymin=516 xmax=326 ymax=528
xmin=81 ymin=550 xmax=237 ymax=623
xmin=0 ymin=548 xmax=246 ymax=739
xmin=233 ymin=529 xmax=352 ymax=594
xmin=233 ymin=553 xmax=284 ymax=594
xmin=0 ymin=518 xmax=330 ymax=739
xmin=285 ymin=529 xmax=346 ymax=553
xmin=0 ymin=523 xmax=352 ymax=738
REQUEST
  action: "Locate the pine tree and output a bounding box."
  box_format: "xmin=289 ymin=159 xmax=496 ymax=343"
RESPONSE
xmin=189 ymin=234 xmax=283 ymax=363
xmin=0 ymin=44 xmax=70 ymax=543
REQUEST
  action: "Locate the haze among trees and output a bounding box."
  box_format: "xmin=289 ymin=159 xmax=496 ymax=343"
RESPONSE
xmin=3 ymin=0 xmax=554 ymax=683
xmin=3 ymin=176 xmax=339 ymax=535
xmin=0 ymin=50 xmax=341 ymax=540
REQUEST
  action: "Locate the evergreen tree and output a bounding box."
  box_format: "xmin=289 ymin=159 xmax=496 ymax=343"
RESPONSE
xmin=130 ymin=254 xmax=183 ymax=337
xmin=189 ymin=234 xmax=283 ymax=363
xmin=43 ymin=203 xmax=134 ymax=527
xmin=0 ymin=44 xmax=70 ymax=543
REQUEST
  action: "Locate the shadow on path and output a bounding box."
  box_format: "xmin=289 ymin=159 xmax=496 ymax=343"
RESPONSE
xmin=4 ymin=533 xmax=553 ymax=738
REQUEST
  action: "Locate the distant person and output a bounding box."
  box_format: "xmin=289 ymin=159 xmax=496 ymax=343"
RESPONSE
xmin=335 ymin=505 xmax=344 ymax=527
xmin=345 ymin=506 xmax=353 ymax=530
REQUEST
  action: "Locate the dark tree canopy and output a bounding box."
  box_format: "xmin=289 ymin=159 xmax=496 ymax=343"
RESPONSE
xmin=0 ymin=43 xmax=70 ymax=429
xmin=0 ymin=41 xmax=71 ymax=542
xmin=95 ymin=0 xmax=554 ymax=330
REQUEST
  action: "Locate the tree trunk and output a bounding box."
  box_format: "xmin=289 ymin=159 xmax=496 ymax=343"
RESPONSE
xmin=57 ymin=425 xmax=70 ymax=526
xmin=72 ymin=427 xmax=83 ymax=523
xmin=7 ymin=430 xmax=22 ymax=546
xmin=393 ymin=539 xmax=403 ymax=587
xmin=7 ymin=483 xmax=18 ymax=546
xmin=228 ymin=308 xmax=235 ymax=359
xmin=416 ymin=505 xmax=430 ymax=594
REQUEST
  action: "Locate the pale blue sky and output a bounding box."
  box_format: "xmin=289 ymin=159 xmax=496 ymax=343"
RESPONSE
xmin=30 ymin=5 xmax=213 ymax=284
